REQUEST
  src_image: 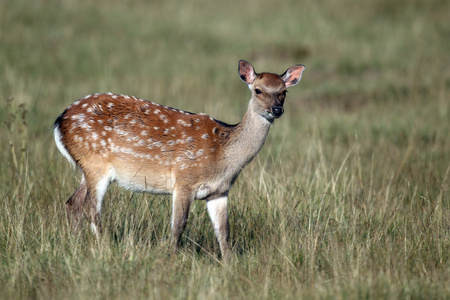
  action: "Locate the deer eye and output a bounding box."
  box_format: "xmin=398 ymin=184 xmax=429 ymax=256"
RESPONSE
xmin=254 ymin=88 xmax=262 ymax=95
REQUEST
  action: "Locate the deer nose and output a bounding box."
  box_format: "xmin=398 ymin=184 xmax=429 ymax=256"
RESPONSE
xmin=272 ymin=106 xmax=284 ymax=118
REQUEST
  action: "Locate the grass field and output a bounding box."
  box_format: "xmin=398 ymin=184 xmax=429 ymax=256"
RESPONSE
xmin=1 ymin=0 xmax=449 ymax=298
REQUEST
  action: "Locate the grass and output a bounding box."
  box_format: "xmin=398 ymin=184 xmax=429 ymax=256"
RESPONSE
xmin=1 ymin=0 xmax=449 ymax=298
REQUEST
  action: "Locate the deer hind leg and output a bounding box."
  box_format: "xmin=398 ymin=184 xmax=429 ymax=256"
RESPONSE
xmin=207 ymin=195 xmax=231 ymax=260
xmin=66 ymin=175 xmax=87 ymax=232
xmin=83 ymin=168 xmax=113 ymax=238
xmin=171 ymin=187 xmax=194 ymax=251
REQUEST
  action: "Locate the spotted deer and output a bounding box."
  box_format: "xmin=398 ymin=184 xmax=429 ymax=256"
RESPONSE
xmin=54 ymin=60 xmax=305 ymax=259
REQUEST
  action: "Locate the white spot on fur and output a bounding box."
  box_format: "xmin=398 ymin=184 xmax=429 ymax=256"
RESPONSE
xmin=80 ymin=123 xmax=91 ymax=130
xmin=186 ymin=150 xmax=196 ymax=160
xmin=71 ymin=114 xmax=85 ymax=121
xmin=134 ymin=140 xmax=146 ymax=147
xmin=114 ymin=128 xmax=128 ymax=136
xmin=120 ymin=147 xmax=134 ymax=154
xmin=202 ymin=134 xmax=209 ymax=140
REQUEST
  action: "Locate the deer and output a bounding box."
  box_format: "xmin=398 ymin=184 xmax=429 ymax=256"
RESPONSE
xmin=53 ymin=60 xmax=305 ymax=260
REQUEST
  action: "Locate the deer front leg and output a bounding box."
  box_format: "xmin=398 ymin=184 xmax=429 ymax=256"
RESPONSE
xmin=207 ymin=195 xmax=231 ymax=260
xmin=171 ymin=187 xmax=193 ymax=252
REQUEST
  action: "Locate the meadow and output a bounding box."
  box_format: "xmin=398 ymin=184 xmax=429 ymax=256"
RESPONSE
xmin=1 ymin=0 xmax=449 ymax=298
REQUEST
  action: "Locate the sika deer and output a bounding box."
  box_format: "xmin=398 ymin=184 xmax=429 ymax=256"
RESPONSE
xmin=54 ymin=60 xmax=305 ymax=259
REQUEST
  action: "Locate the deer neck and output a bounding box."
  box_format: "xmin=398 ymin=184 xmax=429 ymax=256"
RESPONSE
xmin=224 ymin=100 xmax=272 ymax=175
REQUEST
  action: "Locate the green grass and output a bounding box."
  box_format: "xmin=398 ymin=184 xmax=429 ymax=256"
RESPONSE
xmin=1 ymin=0 xmax=449 ymax=298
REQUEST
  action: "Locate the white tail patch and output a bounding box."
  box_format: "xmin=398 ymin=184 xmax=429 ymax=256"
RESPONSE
xmin=54 ymin=124 xmax=76 ymax=168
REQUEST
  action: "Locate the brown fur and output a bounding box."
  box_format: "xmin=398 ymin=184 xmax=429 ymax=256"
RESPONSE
xmin=54 ymin=60 xmax=305 ymax=260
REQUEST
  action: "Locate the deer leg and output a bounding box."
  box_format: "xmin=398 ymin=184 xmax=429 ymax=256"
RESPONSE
xmin=83 ymin=189 xmax=102 ymax=238
xmin=66 ymin=175 xmax=87 ymax=232
xmin=171 ymin=187 xmax=194 ymax=252
xmin=207 ymin=194 xmax=231 ymax=260
xmin=83 ymin=168 xmax=113 ymax=238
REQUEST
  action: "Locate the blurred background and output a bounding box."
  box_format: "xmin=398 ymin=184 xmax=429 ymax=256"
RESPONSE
xmin=2 ymin=0 xmax=448 ymax=196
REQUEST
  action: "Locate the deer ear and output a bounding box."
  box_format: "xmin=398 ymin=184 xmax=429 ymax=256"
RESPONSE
xmin=239 ymin=60 xmax=257 ymax=84
xmin=281 ymin=65 xmax=305 ymax=87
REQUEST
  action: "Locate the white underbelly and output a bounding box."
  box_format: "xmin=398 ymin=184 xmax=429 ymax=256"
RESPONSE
xmin=113 ymin=172 xmax=172 ymax=195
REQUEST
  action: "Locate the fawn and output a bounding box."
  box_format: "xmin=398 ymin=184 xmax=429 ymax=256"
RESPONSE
xmin=54 ymin=60 xmax=305 ymax=259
